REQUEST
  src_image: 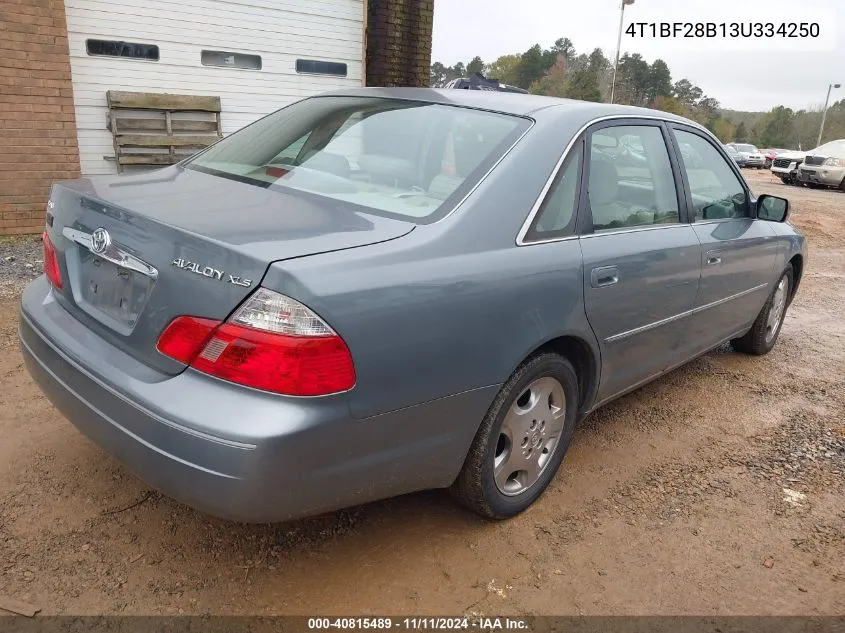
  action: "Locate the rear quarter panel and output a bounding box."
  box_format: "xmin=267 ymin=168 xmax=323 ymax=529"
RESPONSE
xmin=266 ymin=233 xmax=590 ymax=419
xmin=262 ymin=113 xmax=599 ymax=420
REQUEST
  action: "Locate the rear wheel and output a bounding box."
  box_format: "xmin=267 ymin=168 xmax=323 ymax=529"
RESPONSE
xmin=451 ymin=353 xmax=579 ymax=519
xmin=732 ymin=268 xmax=793 ymax=355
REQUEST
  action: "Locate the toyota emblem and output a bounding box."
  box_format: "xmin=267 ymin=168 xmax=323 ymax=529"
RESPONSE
xmin=91 ymin=228 xmax=111 ymax=254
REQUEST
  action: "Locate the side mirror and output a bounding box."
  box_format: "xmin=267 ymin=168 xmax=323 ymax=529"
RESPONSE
xmin=757 ymin=195 xmax=789 ymax=222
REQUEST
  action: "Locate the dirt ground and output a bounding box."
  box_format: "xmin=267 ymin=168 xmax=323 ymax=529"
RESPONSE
xmin=0 ymin=169 xmax=843 ymax=616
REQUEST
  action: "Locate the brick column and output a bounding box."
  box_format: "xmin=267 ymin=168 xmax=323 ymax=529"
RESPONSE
xmin=366 ymin=0 xmax=434 ymax=87
xmin=0 ymin=0 xmax=80 ymax=235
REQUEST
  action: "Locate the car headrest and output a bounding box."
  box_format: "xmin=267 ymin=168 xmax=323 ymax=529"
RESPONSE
xmin=300 ymin=152 xmax=350 ymax=178
xmin=358 ymin=154 xmax=417 ymax=185
xmin=589 ymin=159 xmax=619 ymax=206
xmin=427 ymin=174 xmax=463 ymax=201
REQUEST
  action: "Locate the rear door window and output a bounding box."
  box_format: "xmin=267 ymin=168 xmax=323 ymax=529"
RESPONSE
xmin=587 ymin=125 xmax=680 ymax=232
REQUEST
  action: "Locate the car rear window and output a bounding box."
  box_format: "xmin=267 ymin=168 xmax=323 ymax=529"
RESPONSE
xmin=186 ymin=96 xmax=530 ymax=223
xmin=736 ymin=144 xmax=758 ymax=153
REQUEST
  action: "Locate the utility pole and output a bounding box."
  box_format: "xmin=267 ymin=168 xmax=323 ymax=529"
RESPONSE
xmin=610 ymin=0 xmax=634 ymax=104
xmin=817 ymin=83 xmax=841 ymax=147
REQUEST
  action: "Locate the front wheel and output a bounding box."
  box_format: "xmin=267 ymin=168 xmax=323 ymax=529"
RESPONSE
xmin=451 ymin=353 xmax=579 ymax=519
xmin=732 ymin=268 xmax=793 ymax=355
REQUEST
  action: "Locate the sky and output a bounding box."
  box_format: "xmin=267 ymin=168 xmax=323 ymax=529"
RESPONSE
xmin=431 ymin=0 xmax=844 ymax=112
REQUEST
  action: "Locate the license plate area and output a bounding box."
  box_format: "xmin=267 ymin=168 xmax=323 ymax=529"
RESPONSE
xmin=71 ymin=250 xmax=154 ymax=335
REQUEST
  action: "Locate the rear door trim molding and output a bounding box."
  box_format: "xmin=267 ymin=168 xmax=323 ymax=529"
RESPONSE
xmin=604 ymin=282 xmax=769 ymax=343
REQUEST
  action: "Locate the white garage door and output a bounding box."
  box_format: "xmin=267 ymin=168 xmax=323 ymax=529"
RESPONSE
xmin=64 ymin=0 xmax=365 ymax=175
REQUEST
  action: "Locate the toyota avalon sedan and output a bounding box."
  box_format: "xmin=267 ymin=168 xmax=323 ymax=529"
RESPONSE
xmin=20 ymin=88 xmax=806 ymax=522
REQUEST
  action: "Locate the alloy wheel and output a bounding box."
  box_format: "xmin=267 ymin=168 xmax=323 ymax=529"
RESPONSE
xmin=493 ymin=377 xmax=567 ymax=496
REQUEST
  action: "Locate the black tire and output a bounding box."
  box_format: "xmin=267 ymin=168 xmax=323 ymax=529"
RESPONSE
xmin=451 ymin=353 xmax=579 ymax=519
xmin=732 ymin=267 xmax=793 ymax=355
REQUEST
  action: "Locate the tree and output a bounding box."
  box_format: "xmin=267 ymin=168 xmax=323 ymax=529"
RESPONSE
xmin=712 ymin=118 xmax=736 ymax=143
xmin=530 ymin=56 xmax=568 ymax=97
xmin=551 ymin=37 xmax=575 ymax=61
xmin=430 ymin=62 xmax=447 ymax=87
xmin=735 ymin=121 xmax=748 ymax=142
xmin=646 ymin=60 xmax=672 ymax=105
xmin=542 ymin=38 xmax=575 ymax=72
xmin=587 ymin=48 xmax=613 ymax=101
xmin=653 ymin=95 xmax=687 ymax=116
xmin=615 ymin=53 xmax=651 ymax=105
xmin=518 ymin=44 xmax=546 ymax=89
xmin=486 ymin=54 xmax=522 ymax=86
xmin=757 ymin=106 xmax=796 ymax=148
xmin=673 ymin=79 xmax=703 ymax=106
xmin=466 ymin=56 xmax=484 ymax=76
xmin=566 ymin=66 xmax=602 ymax=102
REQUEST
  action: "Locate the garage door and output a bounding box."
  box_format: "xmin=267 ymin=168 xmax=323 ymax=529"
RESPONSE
xmin=64 ymin=0 xmax=365 ymax=175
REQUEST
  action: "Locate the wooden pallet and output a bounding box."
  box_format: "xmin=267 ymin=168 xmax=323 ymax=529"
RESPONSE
xmin=106 ymin=91 xmax=223 ymax=172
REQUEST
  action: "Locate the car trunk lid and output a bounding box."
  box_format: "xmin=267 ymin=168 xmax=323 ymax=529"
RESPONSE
xmin=45 ymin=166 xmax=414 ymax=374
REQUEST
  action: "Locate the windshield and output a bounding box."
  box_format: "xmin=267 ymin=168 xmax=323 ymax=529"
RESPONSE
xmin=736 ymin=144 xmax=758 ymax=153
xmin=813 ymin=140 xmax=845 ymax=158
xmin=187 ymin=96 xmax=530 ymax=223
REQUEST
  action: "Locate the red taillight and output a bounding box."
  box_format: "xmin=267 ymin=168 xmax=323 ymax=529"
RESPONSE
xmin=156 ymin=290 xmax=356 ymax=396
xmin=42 ymin=231 xmax=62 ymax=289
xmin=192 ymin=323 xmax=355 ymax=396
xmin=156 ymin=316 xmax=221 ymax=364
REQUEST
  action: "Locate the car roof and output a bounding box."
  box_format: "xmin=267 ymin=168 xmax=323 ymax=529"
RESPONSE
xmin=319 ymin=87 xmax=701 ymax=127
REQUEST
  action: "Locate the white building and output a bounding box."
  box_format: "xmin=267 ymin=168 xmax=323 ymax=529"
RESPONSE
xmin=64 ymin=0 xmax=365 ymax=175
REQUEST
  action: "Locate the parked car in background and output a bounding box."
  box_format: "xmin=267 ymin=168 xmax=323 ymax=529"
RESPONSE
xmin=771 ymin=150 xmax=807 ymax=185
xmin=761 ymin=148 xmax=789 ymax=169
xmin=727 ymin=143 xmax=766 ymax=169
xmin=725 ymin=144 xmax=747 ymax=167
xmin=20 ymin=89 xmax=805 ymax=522
xmin=442 ymin=72 xmax=529 ymax=94
xmin=796 ymin=140 xmax=845 ymax=191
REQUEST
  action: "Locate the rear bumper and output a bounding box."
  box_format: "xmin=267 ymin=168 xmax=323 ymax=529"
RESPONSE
xmin=743 ymin=158 xmax=765 ymax=167
xmin=19 ymin=277 xmax=492 ymax=522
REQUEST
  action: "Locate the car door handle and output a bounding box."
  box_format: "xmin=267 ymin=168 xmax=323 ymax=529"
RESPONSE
xmin=591 ymin=265 xmax=619 ymax=288
xmin=706 ymin=250 xmax=722 ymax=266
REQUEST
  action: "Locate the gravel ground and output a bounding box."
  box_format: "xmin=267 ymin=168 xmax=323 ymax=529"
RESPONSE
xmin=0 ymin=170 xmax=842 ymax=616
xmin=0 ymin=235 xmax=42 ymax=300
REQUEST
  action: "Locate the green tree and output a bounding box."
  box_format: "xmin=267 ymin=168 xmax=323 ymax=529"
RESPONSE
xmin=735 ymin=121 xmax=748 ymax=142
xmin=713 ymin=118 xmax=736 ymax=143
xmin=487 ymin=54 xmax=522 ymax=86
xmin=466 ymin=56 xmax=484 ymax=76
xmin=567 ymin=67 xmax=602 ymax=102
xmin=757 ymin=106 xmax=796 ymax=148
xmin=553 ymin=38 xmax=576 ymax=59
xmin=430 ymin=62 xmax=447 ymax=87
xmin=587 ymin=48 xmax=612 ymax=101
xmin=673 ymin=79 xmax=703 ymax=106
xmin=530 ymin=56 xmax=568 ymax=97
xmin=696 ymin=96 xmax=721 ymax=130
xmin=616 ymin=53 xmax=651 ymax=105
xmin=646 ymin=59 xmax=672 ymax=105
xmin=653 ymin=95 xmax=687 ymax=116
xmin=518 ymin=44 xmax=546 ymax=89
